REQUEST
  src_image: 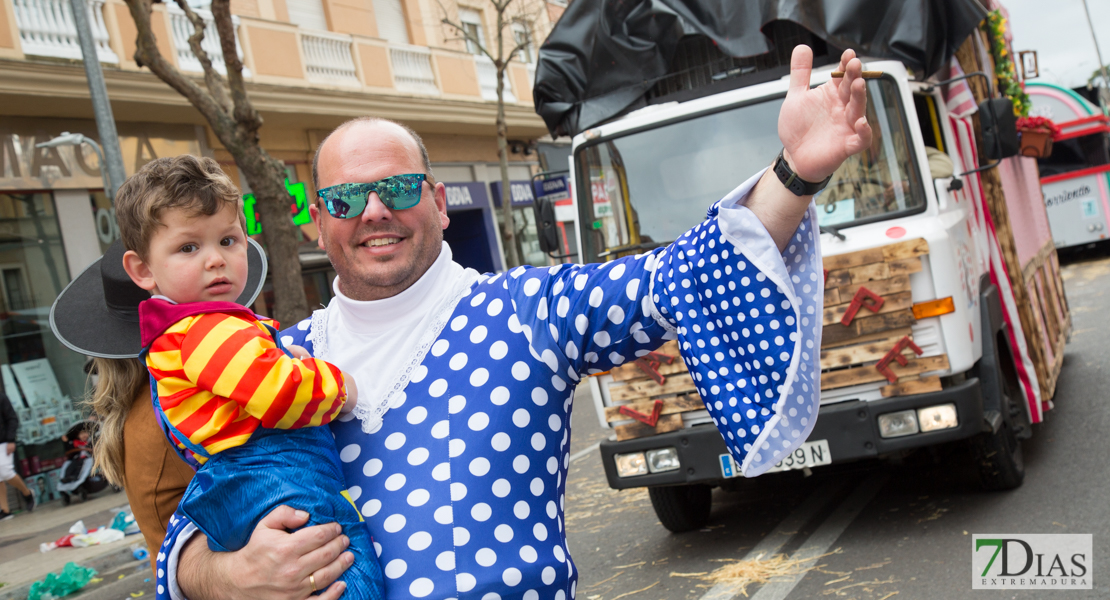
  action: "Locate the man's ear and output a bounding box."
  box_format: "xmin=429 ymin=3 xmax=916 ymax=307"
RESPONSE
xmin=121 ymin=250 xmax=158 ymax=292
xmin=310 ymin=203 xmax=326 ymax=250
xmin=433 ymin=182 xmax=450 ymax=231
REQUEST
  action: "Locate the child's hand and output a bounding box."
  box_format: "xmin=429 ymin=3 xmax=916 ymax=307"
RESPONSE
xmin=286 ymin=344 xmax=311 ymax=359
xmin=340 ymin=373 xmax=358 ymax=414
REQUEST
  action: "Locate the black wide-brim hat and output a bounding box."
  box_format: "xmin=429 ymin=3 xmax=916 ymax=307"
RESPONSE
xmin=49 ymin=238 xmax=267 ymax=359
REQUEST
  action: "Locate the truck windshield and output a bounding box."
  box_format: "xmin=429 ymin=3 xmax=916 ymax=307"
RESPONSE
xmin=575 ymin=77 xmax=925 ymax=261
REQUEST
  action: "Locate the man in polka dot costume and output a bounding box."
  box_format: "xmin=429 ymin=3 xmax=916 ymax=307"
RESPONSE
xmin=154 ymin=46 xmax=872 ymax=600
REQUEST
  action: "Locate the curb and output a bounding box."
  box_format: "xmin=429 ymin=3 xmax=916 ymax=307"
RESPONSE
xmin=0 ymin=545 xmax=146 ymax=600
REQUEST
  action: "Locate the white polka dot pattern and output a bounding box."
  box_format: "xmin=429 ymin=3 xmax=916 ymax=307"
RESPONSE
xmin=154 ymin=177 xmax=824 ymax=600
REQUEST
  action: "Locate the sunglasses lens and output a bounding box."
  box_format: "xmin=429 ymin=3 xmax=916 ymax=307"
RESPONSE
xmin=321 ymin=176 xmax=424 ymax=218
xmin=378 ymin=175 xmax=425 ymax=210
xmin=323 ymin=186 xmax=368 ymax=219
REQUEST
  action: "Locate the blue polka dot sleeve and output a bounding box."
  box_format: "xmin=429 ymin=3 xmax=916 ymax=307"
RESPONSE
xmin=654 ymin=174 xmax=823 ymax=476
xmin=511 ymin=169 xmax=823 ymax=477
xmin=503 ymin=256 xmax=676 ymax=385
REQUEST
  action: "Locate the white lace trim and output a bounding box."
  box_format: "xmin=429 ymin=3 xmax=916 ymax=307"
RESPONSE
xmin=310 ymin=309 xmax=329 ymax=362
xmin=646 ymin=252 xmax=677 ymax=334
xmin=314 ymin=270 xmax=483 ymax=434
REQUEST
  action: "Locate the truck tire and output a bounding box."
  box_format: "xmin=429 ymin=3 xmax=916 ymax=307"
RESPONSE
xmin=648 ymin=484 xmax=712 ymax=533
xmin=971 ymin=359 xmax=1026 ymax=491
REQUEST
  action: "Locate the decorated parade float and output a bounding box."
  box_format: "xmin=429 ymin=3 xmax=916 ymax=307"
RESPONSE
xmin=530 ymin=0 xmax=1071 ymax=531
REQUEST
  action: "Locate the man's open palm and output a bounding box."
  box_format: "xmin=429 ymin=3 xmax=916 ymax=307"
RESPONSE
xmin=779 ymin=46 xmax=873 ymax=182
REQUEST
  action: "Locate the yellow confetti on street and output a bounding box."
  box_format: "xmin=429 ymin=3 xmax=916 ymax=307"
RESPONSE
xmin=608 ymin=581 xmax=658 ymax=600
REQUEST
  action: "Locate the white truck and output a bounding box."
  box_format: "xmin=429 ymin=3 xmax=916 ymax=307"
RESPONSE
xmin=533 ymin=34 xmax=1070 ymax=532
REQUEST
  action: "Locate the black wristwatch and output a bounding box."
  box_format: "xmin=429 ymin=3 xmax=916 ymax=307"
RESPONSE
xmin=772 ymin=149 xmax=833 ymax=196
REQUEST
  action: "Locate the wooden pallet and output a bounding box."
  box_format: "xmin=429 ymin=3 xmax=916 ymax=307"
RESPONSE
xmin=818 ymin=239 xmax=949 ymax=391
xmin=601 ymin=239 xmax=952 ymax=440
xmin=603 ymin=342 xmax=706 ymax=440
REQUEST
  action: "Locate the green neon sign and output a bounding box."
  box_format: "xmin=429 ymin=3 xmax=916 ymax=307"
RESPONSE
xmin=243 ymin=178 xmax=312 ymax=236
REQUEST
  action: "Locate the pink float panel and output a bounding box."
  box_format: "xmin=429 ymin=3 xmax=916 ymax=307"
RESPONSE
xmin=998 ymin=156 xmax=1053 ymax=266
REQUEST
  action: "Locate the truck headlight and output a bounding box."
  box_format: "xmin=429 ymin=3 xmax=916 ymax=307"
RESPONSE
xmin=917 ymin=404 xmax=958 ymax=432
xmin=614 ymin=452 xmax=648 ymax=477
xmin=646 ymin=447 xmax=680 ymax=473
xmin=878 ymin=409 xmax=919 ymax=438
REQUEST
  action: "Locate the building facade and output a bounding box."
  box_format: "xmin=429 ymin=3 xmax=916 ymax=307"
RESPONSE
xmin=0 ymin=0 xmax=565 ymax=461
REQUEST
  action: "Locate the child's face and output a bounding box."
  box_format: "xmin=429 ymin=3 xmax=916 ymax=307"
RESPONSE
xmin=78 ymin=431 xmax=89 ymax=442
xmin=123 ymin=204 xmax=249 ymax=304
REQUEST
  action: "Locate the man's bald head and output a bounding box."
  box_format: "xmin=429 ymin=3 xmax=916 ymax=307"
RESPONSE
xmin=312 ymin=117 xmax=434 ymax=191
xmin=309 ymin=116 xmax=450 ymax=301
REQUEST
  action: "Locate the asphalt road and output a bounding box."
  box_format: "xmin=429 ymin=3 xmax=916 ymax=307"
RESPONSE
xmin=563 ymin=247 xmax=1110 ymax=600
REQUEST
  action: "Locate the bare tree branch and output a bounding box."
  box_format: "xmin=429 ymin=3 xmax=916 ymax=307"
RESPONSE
xmin=435 ymin=0 xmax=544 ymax=269
xmin=436 ymin=0 xmax=496 ymax=63
xmin=172 ymin=0 xmax=232 ymax=112
xmin=125 ymin=0 xmax=229 ymax=127
xmin=210 ymin=0 xmax=261 ymax=133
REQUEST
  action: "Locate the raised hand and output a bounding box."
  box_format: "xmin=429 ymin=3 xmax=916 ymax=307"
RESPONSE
xmin=778 ymin=46 xmax=873 ymax=182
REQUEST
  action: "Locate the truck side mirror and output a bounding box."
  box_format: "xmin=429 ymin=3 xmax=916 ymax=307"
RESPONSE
xmin=533 ymin=197 xmax=560 ymax=254
xmin=979 ymin=97 xmax=1020 ymax=160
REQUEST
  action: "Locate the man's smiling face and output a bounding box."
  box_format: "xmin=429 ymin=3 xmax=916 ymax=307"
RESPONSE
xmin=311 ymin=121 xmax=449 ymax=301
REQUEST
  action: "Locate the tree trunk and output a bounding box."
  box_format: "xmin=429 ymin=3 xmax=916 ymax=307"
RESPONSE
xmin=234 ymin=145 xmax=309 ymax=327
xmin=496 ymin=64 xmax=520 ymax=269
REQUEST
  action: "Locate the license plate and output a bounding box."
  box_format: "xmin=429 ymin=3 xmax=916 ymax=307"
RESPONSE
xmin=719 ymin=439 xmax=832 ymax=477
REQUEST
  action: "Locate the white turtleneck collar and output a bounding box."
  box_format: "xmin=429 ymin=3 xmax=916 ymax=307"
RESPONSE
xmin=330 ymin=241 xmax=464 ymax=335
xmin=317 ymin=242 xmax=482 ymax=433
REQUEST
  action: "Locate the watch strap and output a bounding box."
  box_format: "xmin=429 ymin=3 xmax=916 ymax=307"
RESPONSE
xmin=773 ymin=149 xmax=833 ymax=196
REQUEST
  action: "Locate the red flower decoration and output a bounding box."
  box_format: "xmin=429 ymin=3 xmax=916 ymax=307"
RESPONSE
xmin=1016 ymin=116 xmax=1061 ymax=135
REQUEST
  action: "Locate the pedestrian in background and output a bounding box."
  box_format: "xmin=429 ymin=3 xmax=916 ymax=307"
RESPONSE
xmin=0 ymin=388 xmax=35 ymax=520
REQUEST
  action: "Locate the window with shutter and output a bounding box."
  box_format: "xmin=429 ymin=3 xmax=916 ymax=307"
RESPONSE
xmin=372 ymin=0 xmax=411 ymax=45
xmin=459 ymin=9 xmax=485 ymax=55
xmin=286 ymin=0 xmax=329 ymax=31
xmin=511 ymin=22 xmax=533 ymax=64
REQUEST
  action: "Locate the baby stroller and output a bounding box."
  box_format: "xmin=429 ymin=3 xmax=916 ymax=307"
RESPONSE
xmin=56 ymin=421 xmax=116 ymax=505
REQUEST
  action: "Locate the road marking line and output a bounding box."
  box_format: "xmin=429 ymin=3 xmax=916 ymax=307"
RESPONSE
xmin=570 ymin=442 xmax=600 ymax=464
xmin=749 ymin=473 xmax=889 ymax=600
xmin=695 ymin=479 xmax=850 ymax=600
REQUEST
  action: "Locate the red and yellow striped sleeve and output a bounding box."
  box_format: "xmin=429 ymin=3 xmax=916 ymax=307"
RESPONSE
xmin=174 ymin=313 xmax=347 ymax=430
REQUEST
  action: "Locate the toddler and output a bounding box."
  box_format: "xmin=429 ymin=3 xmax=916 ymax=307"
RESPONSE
xmin=117 ymin=155 xmax=383 ymax=599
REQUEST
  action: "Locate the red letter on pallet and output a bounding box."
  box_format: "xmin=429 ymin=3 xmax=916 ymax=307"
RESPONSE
xmin=875 ymin=336 xmax=924 ymax=383
xmin=619 ymin=399 xmax=664 ymax=427
xmin=633 ymin=351 xmax=676 ymax=385
xmin=840 ymin=287 xmax=886 ymax=326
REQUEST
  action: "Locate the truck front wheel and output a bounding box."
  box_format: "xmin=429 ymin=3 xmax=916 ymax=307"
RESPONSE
xmin=648 ymin=484 xmax=712 ymax=532
xmin=971 ymin=366 xmax=1026 ymax=490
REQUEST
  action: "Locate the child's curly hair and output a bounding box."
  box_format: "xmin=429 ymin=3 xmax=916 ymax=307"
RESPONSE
xmin=114 ymin=155 xmax=245 ymax=259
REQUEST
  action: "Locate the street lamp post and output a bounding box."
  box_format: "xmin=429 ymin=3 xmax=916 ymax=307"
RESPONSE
xmin=36 ymin=133 xmax=114 ymax=200
xmin=1081 ymin=0 xmax=1110 ymax=111
xmin=69 ymin=0 xmax=126 ymax=199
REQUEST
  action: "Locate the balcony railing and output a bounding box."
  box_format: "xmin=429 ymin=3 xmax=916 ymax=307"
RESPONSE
xmin=475 ymin=55 xmax=516 ymax=103
xmin=166 ymin=5 xmax=248 ymax=76
xmin=13 ymin=0 xmax=118 ymax=63
xmin=301 ymin=30 xmax=359 ymax=85
xmin=390 ymin=44 xmax=438 ymax=95
xmin=9 ymin=1 xmax=540 ymax=104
